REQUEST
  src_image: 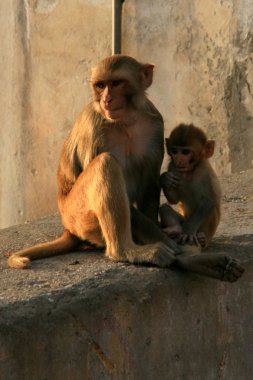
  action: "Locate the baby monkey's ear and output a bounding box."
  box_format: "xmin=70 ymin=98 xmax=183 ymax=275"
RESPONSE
xmin=203 ymin=140 xmax=215 ymax=159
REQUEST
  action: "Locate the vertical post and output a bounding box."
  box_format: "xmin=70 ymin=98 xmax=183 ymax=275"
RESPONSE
xmin=112 ymin=0 xmax=124 ymax=54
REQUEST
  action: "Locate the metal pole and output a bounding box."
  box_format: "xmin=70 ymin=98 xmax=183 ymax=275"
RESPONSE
xmin=112 ymin=0 xmax=125 ymax=54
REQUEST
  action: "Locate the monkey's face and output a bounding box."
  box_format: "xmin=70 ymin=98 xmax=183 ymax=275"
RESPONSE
xmin=91 ymin=56 xmax=155 ymax=120
xmin=170 ymin=146 xmax=197 ymax=173
xmin=93 ymin=79 xmax=129 ymax=120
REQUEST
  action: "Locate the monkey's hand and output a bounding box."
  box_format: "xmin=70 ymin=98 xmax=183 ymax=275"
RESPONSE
xmin=176 ymin=233 xmax=200 ymax=246
xmin=160 ymin=171 xmax=180 ymax=190
xmin=178 ymin=224 xmax=207 ymax=247
xmin=177 ymin=222 xmax=202 ymax=246
xmin=176 ymin=223 xmax=201 ymax=246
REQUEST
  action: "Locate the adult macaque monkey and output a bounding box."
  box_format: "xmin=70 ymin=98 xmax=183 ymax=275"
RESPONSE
xmin=160 ymin=123 xmax=221 ymax=249
xmin=8 ymin=56 xmax=243 ymax=282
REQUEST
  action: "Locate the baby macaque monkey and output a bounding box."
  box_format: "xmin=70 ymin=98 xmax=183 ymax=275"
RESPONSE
xmin=160 ymin=123 xmax=221 ymax=249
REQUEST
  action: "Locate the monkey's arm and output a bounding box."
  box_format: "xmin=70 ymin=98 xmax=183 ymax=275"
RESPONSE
xmin=136 ymin=118 xmax=165 ymax=222
xmin=179 ymin=196 xmax=216 ymax=246
xmin=160 ymin=171 xmax=181 ymax=204
xmin=57 ymin=105 xmax=101 ymax=197
xmin=136 ymin=174 xmax=161 ymax=223
xmin=183 ymin=193 xmax=216 ymax=232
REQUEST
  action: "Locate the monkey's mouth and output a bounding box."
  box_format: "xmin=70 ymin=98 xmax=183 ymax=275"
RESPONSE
xmin=103 ymin=106 xmax=125 ymax=120
xmin=103 ymin=104 xmax=123 ymax=112
xmin=176 ymin=166 xmax=193 ymax=173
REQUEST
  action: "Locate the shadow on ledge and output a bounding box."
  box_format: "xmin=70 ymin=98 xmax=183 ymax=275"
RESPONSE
xmin=0 ymin=217 xmax=252 ymax=379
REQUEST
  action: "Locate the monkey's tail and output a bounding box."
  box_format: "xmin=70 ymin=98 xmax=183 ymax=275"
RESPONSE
xmin=8 ymin=230 xmax=80 ymax=269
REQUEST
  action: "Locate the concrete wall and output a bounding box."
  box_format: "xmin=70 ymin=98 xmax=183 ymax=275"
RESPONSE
xmin=1 ymin=0 xmax=253 ymax=228
xmin=0 ymin=0 xmax=111 ymax=228
xmin=123 ymin=0 xmax=253 ymax=174
xmin=1 ymin=262 xmax=252 ymax=380
xmin=0 ymin=211 xmax=252 ymax=379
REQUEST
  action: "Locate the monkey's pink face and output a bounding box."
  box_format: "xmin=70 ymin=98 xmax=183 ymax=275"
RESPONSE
xmin=94 ymin=79 xmax=128 ymax=120
xmin=170 ymin=147 xmax=197 ymax=172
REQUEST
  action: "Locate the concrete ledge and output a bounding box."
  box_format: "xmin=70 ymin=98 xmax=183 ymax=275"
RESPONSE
xmin=0 ymin=170 xmax=253 ymax=380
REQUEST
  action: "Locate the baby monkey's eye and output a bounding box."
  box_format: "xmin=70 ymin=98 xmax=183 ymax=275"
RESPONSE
xmin=182 ymin=148 xmax=191 ymax=155
xmin=170 ymin=148 xmax=178 ymax=155
xmin=170 ymin=147 xmax=191 ymax=155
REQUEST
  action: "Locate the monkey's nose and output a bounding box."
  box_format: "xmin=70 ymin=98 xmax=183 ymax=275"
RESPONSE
xmin=103 ymin=98 xmax=112 ymax=106
xmin=103 ymin=93 xmax=112 ymax=102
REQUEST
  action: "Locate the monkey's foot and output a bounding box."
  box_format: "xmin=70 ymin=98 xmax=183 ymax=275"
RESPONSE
xmin=222 ymin=257 xmax=244 ymax=282
xmin=175 ymin=254 xmax=244 ymax=282
xmin=196 ymin=232 xmax=207 ymax=248
xmin=8 ymin=255 xmax=30 ymax=269
xmin=108 ymin=242 xmax=176 ymax=268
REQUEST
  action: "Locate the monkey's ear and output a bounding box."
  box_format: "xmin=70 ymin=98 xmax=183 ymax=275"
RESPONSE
xmin=204 ymin=140 xmax=215 ymax=158
xmin=142 ymin=64 xmax=155 ymax=88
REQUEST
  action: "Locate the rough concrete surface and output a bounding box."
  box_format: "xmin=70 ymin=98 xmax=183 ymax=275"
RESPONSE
xmin=0 ymin=170 xmax=252 ymax=380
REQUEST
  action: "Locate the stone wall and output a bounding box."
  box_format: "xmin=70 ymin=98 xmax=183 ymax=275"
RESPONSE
xmin=1 ymin=259 xmax=252 ymax=380
xmin=0 ymin=213 xmax=252 ymax=380
xmin=1 ymin=0 xmax=253 ymax=228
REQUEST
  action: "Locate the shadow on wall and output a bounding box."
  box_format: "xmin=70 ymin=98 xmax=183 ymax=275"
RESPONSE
xmin=225 ymin=59 xmax=253 ymax=173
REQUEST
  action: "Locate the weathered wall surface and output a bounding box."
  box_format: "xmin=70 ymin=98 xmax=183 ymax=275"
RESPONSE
xmin=123 ymin=0 xmax=253 ymax=174
xmin=1 ymin=0 xmax=253 ymax=228
xmin=1 ymin=258 xmax=252 ymax=380
xmin=0 ymin=168 xmax=253 ymax=380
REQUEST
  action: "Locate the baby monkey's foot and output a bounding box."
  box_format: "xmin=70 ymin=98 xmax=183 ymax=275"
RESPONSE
xmin=196 ymin=232 xmax=207 ymax=248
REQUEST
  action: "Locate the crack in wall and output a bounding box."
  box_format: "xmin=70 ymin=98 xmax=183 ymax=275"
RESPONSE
xmin=225 ymin=59 xmax=253 ymax=172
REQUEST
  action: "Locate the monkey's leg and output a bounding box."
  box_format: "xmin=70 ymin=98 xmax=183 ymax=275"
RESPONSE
xmin=61 ymin=153 xmax=176 ymax=268
xmin=174 ymin=254 xmax=244 ymax=282
xmin=93 ymin=155 xmax=176 ymax=267
xmin=159 ymin=204 xmax=183 ymax=236
xmin=196 ymin=207 xmax=221 ymax=248
xmin=131 ymin=206 xmax=181 ymax=255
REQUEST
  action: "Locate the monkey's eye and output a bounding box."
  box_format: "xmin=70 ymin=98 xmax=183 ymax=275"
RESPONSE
xmin=170 ymin=148 xmax=178 ymax=155
xmin=170 ymin=147 xmax=191 ymax=155
xmin=95 ymin=82 xmax=106 ymax=90
xmin=111 ymin=79 xmax=124 ymax=87
xmin=181 ymin=148 xmax=191 ymax=155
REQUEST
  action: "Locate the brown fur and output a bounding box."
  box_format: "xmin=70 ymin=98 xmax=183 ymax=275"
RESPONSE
xmin=160 ymin=124 xmax=221 ymax=250
xmin=8 ymin=55 xmax=177 ymax=269
xmin=7 ymin=58 xmax=244 ymax=282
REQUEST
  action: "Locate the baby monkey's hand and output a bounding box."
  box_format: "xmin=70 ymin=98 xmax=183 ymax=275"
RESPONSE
xmin=160 ymin=171 xmax=181 ymax=190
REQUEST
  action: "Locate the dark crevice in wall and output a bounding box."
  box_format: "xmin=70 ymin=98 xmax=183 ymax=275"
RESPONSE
xmin=16 ymin=0 xmax=33 ymax=219
xmin=224 ymin=60 xmax=253 ymax=173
